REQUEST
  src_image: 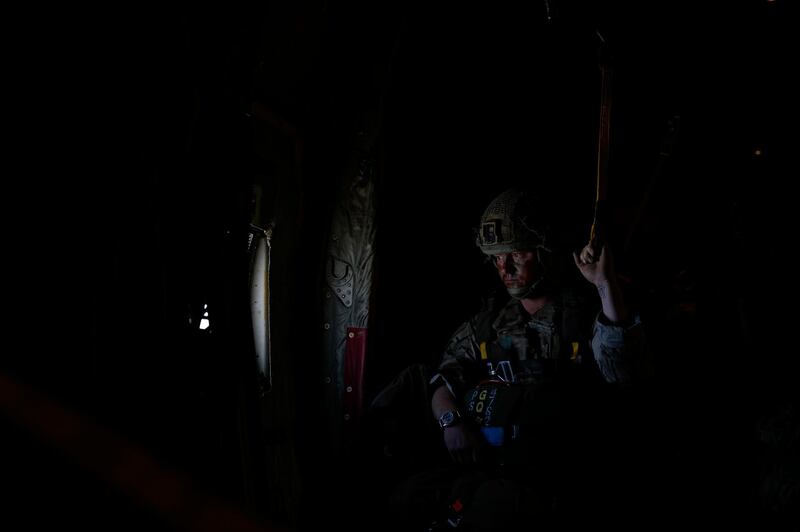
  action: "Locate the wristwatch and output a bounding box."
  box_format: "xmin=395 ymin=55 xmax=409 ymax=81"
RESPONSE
xmin=438 ymin=409 xmax=462 ymax=430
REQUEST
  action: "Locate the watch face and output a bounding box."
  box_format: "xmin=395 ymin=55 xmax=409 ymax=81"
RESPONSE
xmin=440 ymin=410 xmax=459 ymax=428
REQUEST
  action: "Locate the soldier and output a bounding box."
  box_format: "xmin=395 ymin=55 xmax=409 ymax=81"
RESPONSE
xmin=425 ymin=187 xmax=646 ymax=529
xmin=432 ymin=187 xmax=643 ymax=454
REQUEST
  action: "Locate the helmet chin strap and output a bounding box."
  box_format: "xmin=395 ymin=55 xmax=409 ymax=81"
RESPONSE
xmin=507 ymin=277 xmax=544 ymax=300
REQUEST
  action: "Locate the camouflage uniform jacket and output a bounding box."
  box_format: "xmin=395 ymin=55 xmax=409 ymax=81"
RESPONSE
xmin=432 ymin=289 xmax=644 ymax=400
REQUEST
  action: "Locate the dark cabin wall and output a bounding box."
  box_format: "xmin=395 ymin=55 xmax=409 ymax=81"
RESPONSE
xmin=4 ymin=1 xmax=797 ymax=531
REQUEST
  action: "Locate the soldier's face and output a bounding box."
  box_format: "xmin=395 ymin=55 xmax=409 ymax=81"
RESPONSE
xmin=492 ymin=250 xmax=539 ymax=296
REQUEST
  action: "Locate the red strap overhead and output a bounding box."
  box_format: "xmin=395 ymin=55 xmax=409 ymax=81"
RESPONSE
xmin=590 ymin=36 xmax=613 ymax=252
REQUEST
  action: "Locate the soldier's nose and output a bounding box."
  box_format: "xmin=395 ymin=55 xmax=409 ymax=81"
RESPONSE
xmin=503 ymin=254 xmax=517 ymax=274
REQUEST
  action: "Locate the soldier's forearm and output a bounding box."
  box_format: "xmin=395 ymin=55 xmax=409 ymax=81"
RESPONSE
xmin=432 ymin=384 xmax=459 ymax=420
xmin=597 ymin=279 xmax=629 ymax=325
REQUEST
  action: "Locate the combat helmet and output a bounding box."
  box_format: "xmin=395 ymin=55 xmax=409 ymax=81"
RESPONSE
xmin=476 ymin=188 xmax=550 ymax=256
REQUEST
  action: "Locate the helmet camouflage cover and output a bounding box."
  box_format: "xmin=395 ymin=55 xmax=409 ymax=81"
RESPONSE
xmin=476 ymin=188 xmax=549 ymax=255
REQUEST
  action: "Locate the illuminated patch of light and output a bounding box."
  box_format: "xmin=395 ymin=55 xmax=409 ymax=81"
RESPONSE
xmin=199 ymin=304 xmax=210 ymax=330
